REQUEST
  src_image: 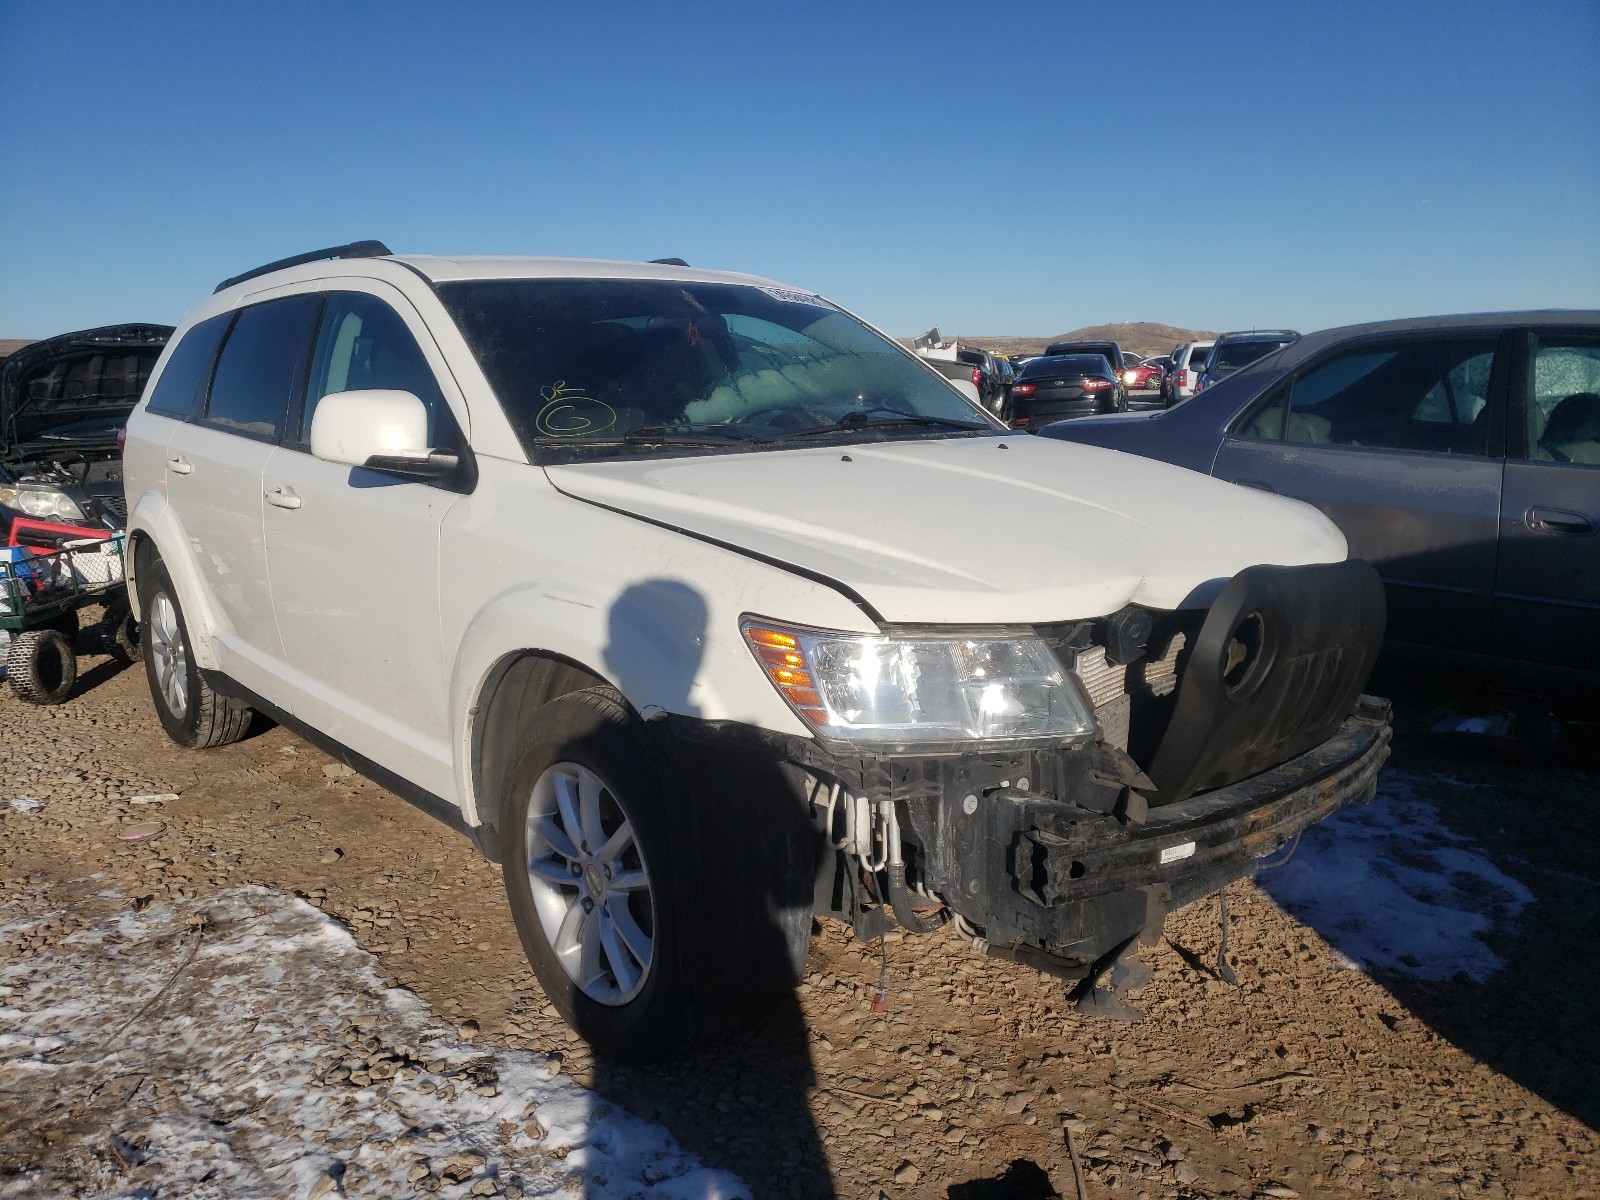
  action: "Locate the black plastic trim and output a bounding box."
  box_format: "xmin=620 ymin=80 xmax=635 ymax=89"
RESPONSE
xmin=197 ymin=668 xmax=500 ymax=861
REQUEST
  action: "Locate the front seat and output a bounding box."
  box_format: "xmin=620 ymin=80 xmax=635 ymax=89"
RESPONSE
xmin=1537 ymin=392 xmax=1600 ymax=464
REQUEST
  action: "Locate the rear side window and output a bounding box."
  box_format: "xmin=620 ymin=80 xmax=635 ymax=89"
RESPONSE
xmin=1527 ymin=335 xmax=1600 ymax=465
xmin=144 ymin=315 xmax=231 ymax=419
xmin=204 ymin=295 xmax=323 ymax=439
xmin=301 ymin=293 xmax=447 ymax=444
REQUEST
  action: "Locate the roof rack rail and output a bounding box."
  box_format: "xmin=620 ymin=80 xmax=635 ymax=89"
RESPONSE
xmin=214 ymin=240 xmax=393 ymax=294
xmin=649 ymin=257 xmax=690 ymax=267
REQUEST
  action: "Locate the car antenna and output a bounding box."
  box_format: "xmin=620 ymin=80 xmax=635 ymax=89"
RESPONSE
xmin=649 ymin=257 xmax=690 ymax=267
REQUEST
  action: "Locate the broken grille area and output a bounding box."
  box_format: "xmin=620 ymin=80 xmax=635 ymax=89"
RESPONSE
xmin=1035 ymin=609 xmax=1199 ymax=780
xmin=1073 ymin=631 xmax=1186 ymax=752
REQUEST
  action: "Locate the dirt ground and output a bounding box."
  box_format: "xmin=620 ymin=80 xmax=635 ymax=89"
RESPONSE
xmin=1 ymin=634 xmax=1597 ymax=1199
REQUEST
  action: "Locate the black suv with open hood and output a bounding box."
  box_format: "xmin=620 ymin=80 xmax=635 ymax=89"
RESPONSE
xmin=0 ymin=324 xmax=173 ymax=529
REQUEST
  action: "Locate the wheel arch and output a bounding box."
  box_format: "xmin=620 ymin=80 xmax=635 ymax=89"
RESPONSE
xmin=123 ymin=496 xmax=224 ymax=671
xmin=468 ymin=649 xmax=616 ymax=842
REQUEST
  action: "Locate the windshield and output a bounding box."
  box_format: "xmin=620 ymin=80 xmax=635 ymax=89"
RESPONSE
xmin=435 ymin=279 xmax=996 ymax=456
xmin=1211 ymin=339 xmax=1293 ymax=372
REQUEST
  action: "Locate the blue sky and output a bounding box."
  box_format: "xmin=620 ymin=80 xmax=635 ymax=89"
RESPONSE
xmin=2 ymin=0 xmax=1597 ymax=339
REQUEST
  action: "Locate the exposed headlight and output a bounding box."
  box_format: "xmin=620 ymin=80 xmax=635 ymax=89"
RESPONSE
xmin=0 ymin=484 xmax=86 ymax=521
xmin=743 ymin=619 xmax=1096 ymax=746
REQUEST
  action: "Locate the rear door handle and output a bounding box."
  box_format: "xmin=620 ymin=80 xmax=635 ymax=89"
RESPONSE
xmin=265 ymin=486 xmax=302 ymax=511
xmin=1527 ymin=506 xmax=1593 ymax=535
xmin=1233 ymin=478 xmax=1278 ymax=494
xmin=168 ymin=456 xmax=193 ymax=475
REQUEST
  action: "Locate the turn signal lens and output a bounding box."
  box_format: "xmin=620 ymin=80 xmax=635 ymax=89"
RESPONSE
xmin=743 ymin=625 xmax=828 ymax=727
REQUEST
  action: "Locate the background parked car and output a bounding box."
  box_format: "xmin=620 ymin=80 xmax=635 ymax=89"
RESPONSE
xmin=0 ymin=324 xmax=173 ymax=529
xmin=1195 ymin=330 xmax=1299 ymax=393
xmin=1162 ymin=340 xmax=1214 ymax=407
xmin=1126 ymin=358 xmax=1166 ymax=391
xmin=958 ymin=347 xmax=1011 ymax=419
xmin=1040 ymin=311 xmax=1600 ymax=688
xmin=1039 ymin=340 xmax=1128 ymax=408
xmin=1008 ymin=353 xmax=1125 ymax=428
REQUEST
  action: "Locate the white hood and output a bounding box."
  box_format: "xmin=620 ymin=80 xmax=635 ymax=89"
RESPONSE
xmin=546 ymin=435 xmax=1347 ymax=625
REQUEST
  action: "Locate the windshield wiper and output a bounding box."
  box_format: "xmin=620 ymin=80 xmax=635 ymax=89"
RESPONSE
xmin=535 ymin=423 xmax=764 ymax=449
xmin=624 ymin=423 xmax=763 ymax=444
xmin=762 ymin=408 xmax=993 ymax=442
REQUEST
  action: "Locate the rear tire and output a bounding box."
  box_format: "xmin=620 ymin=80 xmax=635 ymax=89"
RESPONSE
xmin=137 ymin=559 xmax=252 ymax=748
xmin=7 ymin=629 xmax=76 ymax=705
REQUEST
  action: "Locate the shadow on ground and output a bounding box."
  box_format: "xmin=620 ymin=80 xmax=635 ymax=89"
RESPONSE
xmin=1286 ymin=662 xmax=1600 ymax=1130
xmin=947 ymin=1158 xmax=1061 ymax=1199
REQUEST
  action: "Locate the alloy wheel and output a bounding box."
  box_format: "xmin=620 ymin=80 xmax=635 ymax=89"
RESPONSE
xmin=147 ymin=592 xmax=189 ymax=717
xmin=524 ymin=761 xmax=655 ymax=1005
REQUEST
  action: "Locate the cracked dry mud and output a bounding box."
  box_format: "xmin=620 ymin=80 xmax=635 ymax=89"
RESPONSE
xmin=1 ymin=647 xmax=1597 ymax=1199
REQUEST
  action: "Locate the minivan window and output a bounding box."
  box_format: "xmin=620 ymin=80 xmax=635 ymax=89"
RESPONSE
xmin=436 ymin=279 xmax=993 ymax=456
xmin=144 ymin=314 xmax=231 ymax=419
xmin=303 ymin=293 xmax=447 ymax=444
xmin=204 ymin=295 xmax=323 ymax=439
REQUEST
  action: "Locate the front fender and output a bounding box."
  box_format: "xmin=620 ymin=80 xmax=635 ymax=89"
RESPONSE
xmin=445 ymin=577 xmax=820 ymax=826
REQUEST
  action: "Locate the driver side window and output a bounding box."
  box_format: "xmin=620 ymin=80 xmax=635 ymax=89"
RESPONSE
xmin=302 ymin=293 xmax=449 ymax=444
xmin=1237 ymin=337 xmax=1497 ymax=455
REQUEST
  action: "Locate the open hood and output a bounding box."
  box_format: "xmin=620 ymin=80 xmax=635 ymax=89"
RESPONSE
xmin=0 ymin=324 xmax=173 ymax=457
xmin=546 ymin=435 xmax=1348 ymax=625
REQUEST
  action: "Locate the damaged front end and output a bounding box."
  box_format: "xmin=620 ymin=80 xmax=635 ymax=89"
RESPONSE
xmin=695 ymin=559 xmax=1392 ymax=1000
xmin=0 ymin=324 xmax=172 ymax=530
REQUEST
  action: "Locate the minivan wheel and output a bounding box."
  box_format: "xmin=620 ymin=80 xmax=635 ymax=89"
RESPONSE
xmin=500 ymin=688 xmax=693 ymax=1059
xmin=138 ymin=560 xmax=252 ymax=749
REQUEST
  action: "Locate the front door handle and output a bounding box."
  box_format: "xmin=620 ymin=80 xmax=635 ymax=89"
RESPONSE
xmin=1527 ymin=506 xmax=1593 ymax=535
xmin=168 ymin=456 xmax=193 ymax=475
xmin=265 ymin=486 xmax=303 ymax=511
xmin=1233 ymin=478 xmax=1278 ymax=494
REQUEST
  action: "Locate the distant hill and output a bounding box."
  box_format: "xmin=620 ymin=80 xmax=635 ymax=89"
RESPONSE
xmin=0 ymin=339 xmax=35 ymax=359
xmin=954 ymin=322 xmax=1220 ymax=360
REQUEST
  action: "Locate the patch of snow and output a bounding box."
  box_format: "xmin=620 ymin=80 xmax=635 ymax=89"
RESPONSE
xmin=1433 ymin=713 xmax=1513 ymax=737
xmin=0 ymin=887 xmax=749 ymax=1199
xmin=1260 ymin=770 xmax=1535 ymax=983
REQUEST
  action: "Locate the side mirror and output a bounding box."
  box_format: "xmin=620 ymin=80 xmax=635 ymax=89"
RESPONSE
xmin=309 ymin=389 xmax=460 ymax=481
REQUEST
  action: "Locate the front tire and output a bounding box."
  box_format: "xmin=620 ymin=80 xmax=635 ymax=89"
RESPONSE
xmin=138 ymin=560 xmax=252 ymax=748
xmin=501 ymin=688 xmax=693 ymax=1059
xmin=500 ymin=687 xmax=815 ymax=1059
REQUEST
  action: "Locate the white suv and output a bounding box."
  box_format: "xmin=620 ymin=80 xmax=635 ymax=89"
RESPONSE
xmin=123 ymin=243 xmax=1391 ymax=1057
xmin=1163 ymin=339 xmax=1215 ymax=407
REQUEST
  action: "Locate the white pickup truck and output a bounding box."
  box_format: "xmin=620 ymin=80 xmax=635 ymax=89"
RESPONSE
xmin=122 ymin=245 xmax=1390 ymax=1058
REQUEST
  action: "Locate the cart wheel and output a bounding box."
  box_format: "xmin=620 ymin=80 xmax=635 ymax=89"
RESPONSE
xmin=98 ymin=602 xmax=142 ymax=664
xmin=7 ymin=629 xmax=77 ymax=705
